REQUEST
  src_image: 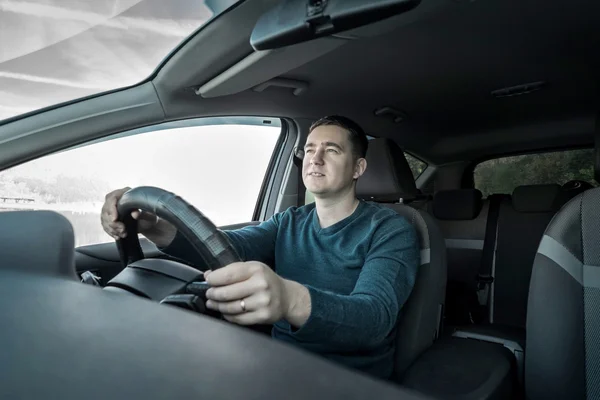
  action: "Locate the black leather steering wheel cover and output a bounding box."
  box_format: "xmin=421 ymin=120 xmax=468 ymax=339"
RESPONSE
xmin=116 ymin=186 xmax=241 ymax=271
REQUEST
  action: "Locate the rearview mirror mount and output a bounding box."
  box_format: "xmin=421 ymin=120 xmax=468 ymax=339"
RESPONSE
xmin=250 ymin=0 xmax=422 ymax=51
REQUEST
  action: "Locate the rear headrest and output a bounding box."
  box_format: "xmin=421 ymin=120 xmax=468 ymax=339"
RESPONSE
xmin=433 ymin=189 xmax=483 ymax=220
xmin=0 ymin=211 xmax=78 ymax=280
xmin=512 ymin=184 xmax=568 ymax=213
xmin=356 ymin=138 xmax=418 ymax=201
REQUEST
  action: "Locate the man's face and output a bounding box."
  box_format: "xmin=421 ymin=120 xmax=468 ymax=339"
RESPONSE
xmin=302 ymin=125 xmax=366 ymax=198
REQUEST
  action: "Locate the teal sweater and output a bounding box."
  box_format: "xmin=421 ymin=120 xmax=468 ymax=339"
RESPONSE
xmin=162 ymin=201 xmax=419 ymax=378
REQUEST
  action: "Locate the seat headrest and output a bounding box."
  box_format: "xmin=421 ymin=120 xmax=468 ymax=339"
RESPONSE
xmin=356 ymin=138 xmax=418 ymax=201
xmin=512 ymin=184 xmax=568 ymax=213
xmin=0 ymin=211 xmax=78 ymax=280
xmin=432 ymin=189 xmax=483 ymax=220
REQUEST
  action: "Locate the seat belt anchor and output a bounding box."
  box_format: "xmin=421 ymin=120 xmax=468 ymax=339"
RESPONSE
xmin=476 ymin=274 xmax=494 ymax=306
xmin=477 ymin=274 xmax=494 ymax=289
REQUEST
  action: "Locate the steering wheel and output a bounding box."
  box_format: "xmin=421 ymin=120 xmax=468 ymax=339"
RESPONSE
xmin=103 ymin=186 xmax=241 ymax=315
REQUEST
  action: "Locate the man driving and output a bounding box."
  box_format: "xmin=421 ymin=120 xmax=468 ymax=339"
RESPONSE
xmin=101 ymin=115 xmax=419 ymax=379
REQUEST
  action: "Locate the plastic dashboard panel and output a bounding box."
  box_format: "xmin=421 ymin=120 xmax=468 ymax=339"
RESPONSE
xmin=0 ymin=270 xmax=434 ymax=400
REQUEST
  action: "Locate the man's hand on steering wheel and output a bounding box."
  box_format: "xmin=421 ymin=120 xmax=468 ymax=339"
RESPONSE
xmin=204 ymin=262 xmax=310 ymax=327
xmin=100 ymin=186 xmax=311 ymax=325
xmin=102 ymin=187 xmax=156 ymax=239
xmin=101 ymin=187 xmax=176 ymax=248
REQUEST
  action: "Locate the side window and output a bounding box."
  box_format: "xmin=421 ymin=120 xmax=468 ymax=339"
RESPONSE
xmin=304 ymin=151 xmax=425 ymax=204
xmin=405 ymin=152 xmax=427 ymax=179
xmin=474 ymin=148 xmax=597 ymax=197
xmin=0 ymin=118 xmax=282 ymax=247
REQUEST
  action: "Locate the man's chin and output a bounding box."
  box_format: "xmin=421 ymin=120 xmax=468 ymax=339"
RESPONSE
xmin=308 ymin=190 xmax=334 ymax=199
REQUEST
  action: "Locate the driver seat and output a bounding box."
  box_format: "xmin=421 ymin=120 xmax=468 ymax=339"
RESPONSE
xmin=356 ymin=138 xmax=447 ymax=379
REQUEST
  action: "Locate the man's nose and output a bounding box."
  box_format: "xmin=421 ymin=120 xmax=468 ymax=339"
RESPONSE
xmin=310 ymin=148 xmax=324 ymax=164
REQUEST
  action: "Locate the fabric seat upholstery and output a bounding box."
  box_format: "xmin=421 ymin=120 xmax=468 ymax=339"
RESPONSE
xmin=493 ymin=184 xmax=570 ymax=329
xmin=356 ymin=138 xmax=447 ymax=379
xmin=526 ymin=122 xmax=600 ymax=399
xmin=432 ymin=189 xmax=488 ymax=326
xmin=526 ymin=186 xmax=600 ymax=399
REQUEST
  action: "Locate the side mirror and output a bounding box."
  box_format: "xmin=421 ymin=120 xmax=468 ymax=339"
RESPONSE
xmin=250 ymin=0 xmax=421 ymax=51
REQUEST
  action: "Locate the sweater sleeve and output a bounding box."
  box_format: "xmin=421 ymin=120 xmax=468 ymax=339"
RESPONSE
xmin=159 ymin=215 xmax=281 ymax=268
xmin=286 ymin=215 xmax=419 ymax=350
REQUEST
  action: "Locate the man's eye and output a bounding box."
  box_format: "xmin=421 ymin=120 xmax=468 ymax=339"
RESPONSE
xmin=327 ymin=149 xmax=338 ymax=153
xmin=305 ymin=149 xmax=314 ymax=154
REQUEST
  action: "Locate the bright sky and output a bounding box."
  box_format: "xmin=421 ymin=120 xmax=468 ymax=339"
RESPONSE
xmin=0 ymin=0 xmax=279 ymax=245
xmin=6 ymin=124 xmax=282 ymax=225
xmin=0 ymin=0 xmax=237 ymax=120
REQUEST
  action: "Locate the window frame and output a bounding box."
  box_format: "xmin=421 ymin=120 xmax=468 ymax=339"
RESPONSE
xmin=0 ymin=115 xmax=288 ymax=246
xmin=253 ymin=118 xmax=294 ymax=221
xmin=65 ymin=116 xmax=283 ymax=150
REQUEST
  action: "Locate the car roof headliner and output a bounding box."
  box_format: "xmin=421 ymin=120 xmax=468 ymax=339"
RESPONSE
xmin=156 ymin=0 xmax=600 ymax=165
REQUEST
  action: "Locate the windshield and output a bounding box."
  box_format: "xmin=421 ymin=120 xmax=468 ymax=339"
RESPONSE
xmin=0 ymin=0 xmax=239 ymax=122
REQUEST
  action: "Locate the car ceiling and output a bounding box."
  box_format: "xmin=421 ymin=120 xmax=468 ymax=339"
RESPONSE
xmin=2 ymin=0 xmax=597 ymax=168
xmin=152 ymin=0 xmax=600 ymax=165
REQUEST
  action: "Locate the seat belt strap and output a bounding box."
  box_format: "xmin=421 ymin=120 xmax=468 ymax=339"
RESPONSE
xmin=292 ymin=147 xmax=306 ymax=204
xmin=476 ymin=194 xmax=504 ymax=307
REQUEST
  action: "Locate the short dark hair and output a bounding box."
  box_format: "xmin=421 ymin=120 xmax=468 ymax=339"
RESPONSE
xmin=309 ymin=115 xmax=369 ymax=159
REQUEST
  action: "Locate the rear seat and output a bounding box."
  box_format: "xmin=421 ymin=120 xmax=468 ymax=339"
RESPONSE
xmin=403 ymin=184 xmax=576 ymax=399
xmin=401 ymin=189 xmax=518 ymax=399
xmin=400 ymin=172 xmax=595 ymax=399
xmin=426 ymin=185 xmax=574 ymax=329
xmin=492 ymin=184 xmax=569 ymax=328
xmin=448 ymin=184 xmax=573 ymax=389
xmin=430 ymin=189 xmax=489 ymax=326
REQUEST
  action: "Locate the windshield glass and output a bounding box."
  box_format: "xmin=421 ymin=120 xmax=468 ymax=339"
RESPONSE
xmin=0 ymin=0 xmax=239 ymax=122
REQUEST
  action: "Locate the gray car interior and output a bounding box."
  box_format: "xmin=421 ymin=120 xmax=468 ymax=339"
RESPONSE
xmin=525 ymin=130 xmax=600 ymax=400
xmin=0 ymin=269 xmax=432 ymax=400
xmin=0 ymin=0 xmax=599 ymax=398
xmin=356 ymin=138 xmax=447 ymax=379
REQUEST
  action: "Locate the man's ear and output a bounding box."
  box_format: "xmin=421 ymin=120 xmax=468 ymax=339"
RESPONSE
xmin=353 ymin=158 xmax=367 ymax=180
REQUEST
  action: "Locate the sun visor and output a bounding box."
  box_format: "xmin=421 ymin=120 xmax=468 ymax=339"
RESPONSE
xmin=197 ymin=0 xmax=454 ymax=99
xmin=196 ymin=36 xmax=347 ymax=98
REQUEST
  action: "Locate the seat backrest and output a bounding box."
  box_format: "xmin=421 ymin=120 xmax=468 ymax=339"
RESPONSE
xmin=0 ymin=210 xmax=78 ymax=280
xmin=527 ymin=118 xmax=600 ymax=399
xmin=356 ymin=138 xmax=447 ymax=380
xmin=431 ymin=189 xmax=487 ymax=325
xmin=526 ymin=186 xmax=600 ymax=399
xmin=492 ymin=184 xmax=569 ymax=328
